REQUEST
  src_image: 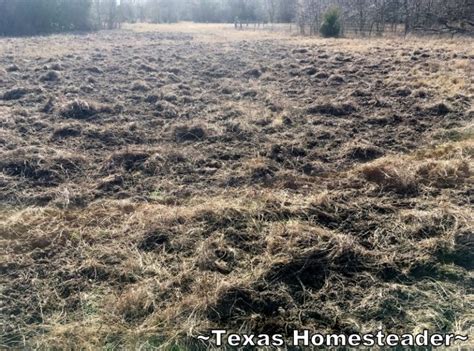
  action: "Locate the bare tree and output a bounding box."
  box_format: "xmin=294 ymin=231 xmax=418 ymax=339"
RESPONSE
xmin=264 ymin=0 xmax=277 ymax=24
xmin=10 ymin=0 xmax=469 ymax=37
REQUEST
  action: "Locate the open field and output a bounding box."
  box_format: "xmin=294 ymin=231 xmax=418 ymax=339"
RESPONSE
xmin=1 ymin=23 xmax=473 ymax=349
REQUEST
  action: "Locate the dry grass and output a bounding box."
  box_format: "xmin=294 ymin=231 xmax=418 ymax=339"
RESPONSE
xmin=1 ymin=23 xmax=473 ymax=349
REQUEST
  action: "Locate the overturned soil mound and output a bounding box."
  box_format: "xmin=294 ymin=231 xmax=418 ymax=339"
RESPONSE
xmin=60 ymin=99 xmax=112 ymax=119
xmin=307 ymin=102 xmax=357 ymax=116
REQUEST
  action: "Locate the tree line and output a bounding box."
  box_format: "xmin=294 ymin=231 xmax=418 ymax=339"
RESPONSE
xmin=115 ymin=0 xmax=297 ymax=25
xmin=0 ymin=0 xmax=296 ymax=35
xmin=0 ymin=0 xmax=92 ymax=36
xmin=296 ymin=0 xmax=474 ymax=36
xmin=0 ymin=0 xmax=472 ymax=36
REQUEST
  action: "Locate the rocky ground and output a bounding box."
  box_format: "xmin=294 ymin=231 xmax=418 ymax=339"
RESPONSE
xmin=1 ymin=24 xmax=473 ymax=349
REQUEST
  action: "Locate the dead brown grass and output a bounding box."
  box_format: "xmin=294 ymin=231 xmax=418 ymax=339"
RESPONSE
xmin=1 ymin=23 xmax=472 ymax=350
xmin=360 ymin=140 xmax=472 ymax=193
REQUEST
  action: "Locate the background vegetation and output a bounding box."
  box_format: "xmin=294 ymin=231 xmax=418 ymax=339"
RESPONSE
xmin=0 ymin=0 xmax=93 ymax=35
xmin=319 ymin=7 xmax=341 ymax=37
xmin=0 ymin=0 xmax=473 ymax=37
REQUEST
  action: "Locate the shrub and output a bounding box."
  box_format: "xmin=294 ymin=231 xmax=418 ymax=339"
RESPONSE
xmin=320 ymin=7 xmax=342 ymax=38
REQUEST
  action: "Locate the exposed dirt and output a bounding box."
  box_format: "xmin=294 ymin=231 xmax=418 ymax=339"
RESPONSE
xmin=0 ymin=25 xmax=473 ymax=349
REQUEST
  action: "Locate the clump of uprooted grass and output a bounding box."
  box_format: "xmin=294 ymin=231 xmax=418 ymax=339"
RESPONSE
xmin=51 ymin=123 xmax=82 ymax=139
xmin=343 ymin=141 xmax=385 ymax=162
xmin=0 ymin=147 xmax=85 ymax=186
xmin=173 ymin=124 xmax=207 ymax=142
xmin=2 ymin=87 xmax=29 ymax=100
xmin=360 ymin=161 xmax=418 ymax=194
xmin=307 ymin=101 xmax=357 ymax=116
xmin=131 ymin=80 xmax=150 ymax=92
xmin=433 ymin=123 xmax=474 ymax=143
xmin=102 ymin=149 xmax=152 ymax=173
xmin=39 ymin=70 xmax=60 ymax=82
xmin=60 ymin=99 xmax=112 ymax=119
xmin=359 ymin=140 xmax=472 ymax=195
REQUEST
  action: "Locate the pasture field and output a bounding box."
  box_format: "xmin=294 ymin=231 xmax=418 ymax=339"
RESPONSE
xmin=1 ymin=23 xmax=473 ymax=349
